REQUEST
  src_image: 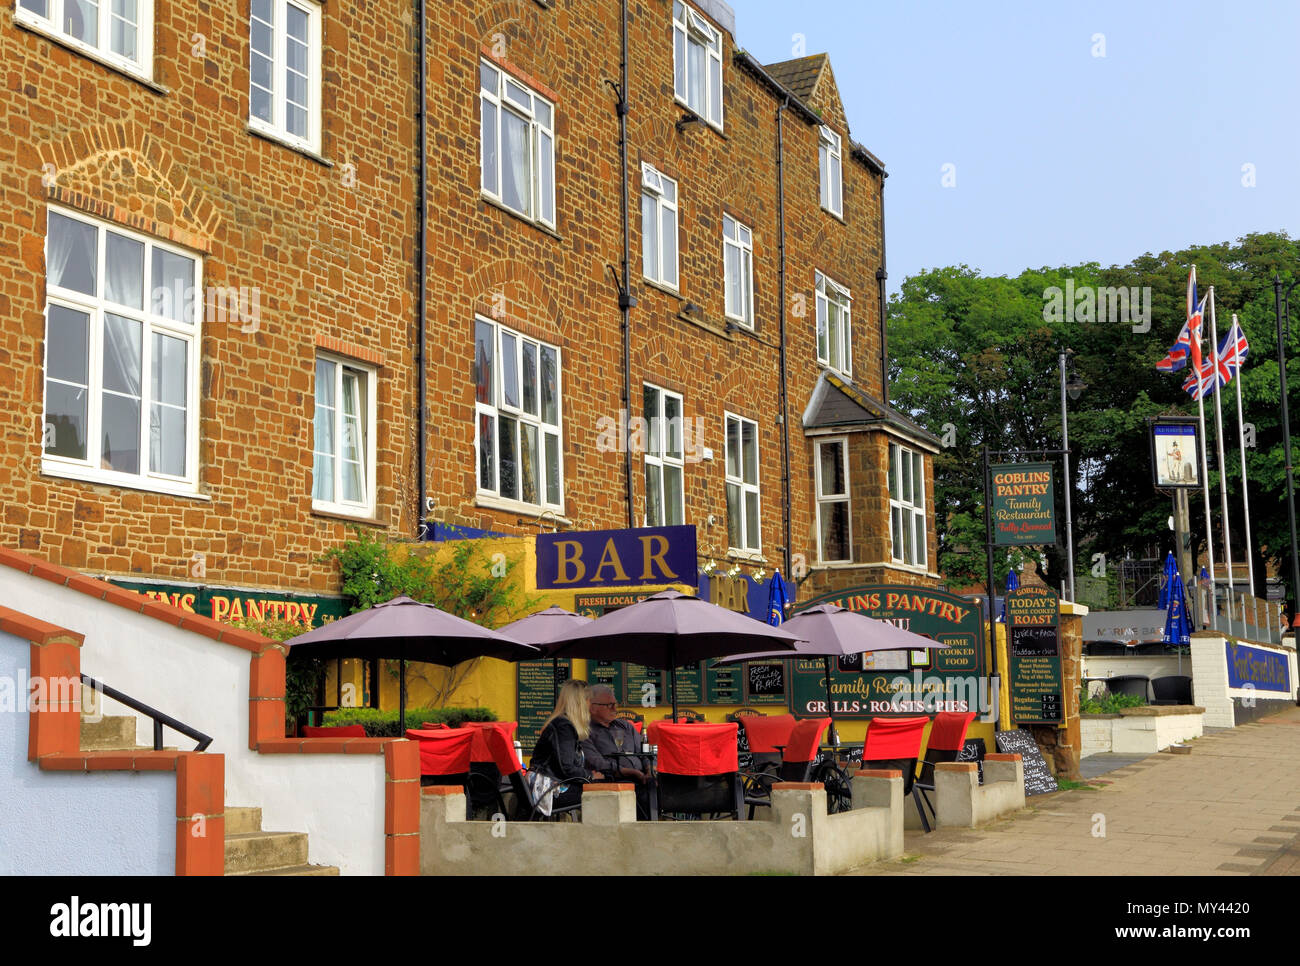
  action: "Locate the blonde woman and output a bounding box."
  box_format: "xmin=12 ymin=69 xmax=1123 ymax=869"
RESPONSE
xmin=530 ymin=679 xmax=604 ymax=794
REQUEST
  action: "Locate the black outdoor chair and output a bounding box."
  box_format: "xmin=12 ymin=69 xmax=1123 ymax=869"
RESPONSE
xmin=1104 ymin=675 xmax=1151 ymax=701
xmin=913 ymin=711 xmax=977 ymax=826
xmin=741 ymin=717 xmax=829 ymax=818
xmin=1150 ymin=675 xmax=1194 ymax=706
xmin=647 ymin=721 xmax=744 ymax=821
xmin=1086 ymin=641 xmax=1130 ymax=656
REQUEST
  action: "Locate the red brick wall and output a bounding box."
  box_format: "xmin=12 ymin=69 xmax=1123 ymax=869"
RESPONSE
xmin=1 ymin=0 xmax=937 ymax=600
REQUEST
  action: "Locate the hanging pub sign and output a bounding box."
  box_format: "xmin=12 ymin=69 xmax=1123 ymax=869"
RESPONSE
xmin=1148 ymin=417 xmax=1201 ymax=489
xmin=990 ymin=462 xmax=1057 ymax=545
xmin=1007 ymin=586 xmax=1065 ymax=725
xmin=789 ymin=586 xmax=986 ymax=719
xmin=536 ymin=525 xmax=696 ymax=589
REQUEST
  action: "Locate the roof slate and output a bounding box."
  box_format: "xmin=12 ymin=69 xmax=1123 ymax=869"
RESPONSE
xmin=762 ymin=54 xmax=827 ymax=102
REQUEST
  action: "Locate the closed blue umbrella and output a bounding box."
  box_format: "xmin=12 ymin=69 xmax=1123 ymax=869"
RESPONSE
xmin=767 ymin=570 xmax=790 ymax=626
xmin=1163 ymin=572 xmax=1190 ymax=646
xmin=1157 ymin=552 xmax=1178 ymax=611
xmin=998 ymin=568 xmax=1020 ymax=623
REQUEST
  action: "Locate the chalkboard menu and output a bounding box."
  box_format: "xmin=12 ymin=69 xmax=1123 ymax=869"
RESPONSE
xmin=995 ymin=729 xmax=1057 ymax=796
xmin=515 ymin=657 xmax=572 ymax=757
xmin=957 ymin=737 xmax=986 ymax=784
xmin=746 ymin=662 xmax=786 ymax=698
xmin=1006 ymin=587 xmax=1065 ymax=725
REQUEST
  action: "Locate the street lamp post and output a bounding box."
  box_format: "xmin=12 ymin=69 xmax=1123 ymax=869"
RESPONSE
xmin=1059 ymin=350 xmax=1085 ymax=603
xmin=1270 ymin=278 xmax=1300 ymax=634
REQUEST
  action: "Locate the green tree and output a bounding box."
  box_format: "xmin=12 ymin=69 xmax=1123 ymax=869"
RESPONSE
xmin=888 ymin=232 xmax=1300 ymax=608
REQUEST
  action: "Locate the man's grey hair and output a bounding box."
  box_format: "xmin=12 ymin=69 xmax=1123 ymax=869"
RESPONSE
xmin=590 ymin=684 xmax=616 ymax=702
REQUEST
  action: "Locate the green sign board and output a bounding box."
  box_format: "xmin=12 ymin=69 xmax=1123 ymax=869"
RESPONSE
xmin=1007 ymin=586 xmax=1064 ymax=724
xmin=105 ymin=577 xmax=347 ymax=627
xmin=789 ymin=586 xmax=986 ymax=719
xmin=991 ymin=462 xmax=1057 ymax=545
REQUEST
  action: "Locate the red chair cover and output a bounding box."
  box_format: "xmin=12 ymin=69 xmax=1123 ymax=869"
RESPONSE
xmin=460 ymin=721 xmax=519 ymax=764
xmin=418 ymin=722 xmax=450 ymax=730
xmin=926 ymin=711 xmax=976 ymax=753
xmin=482 ymin=725 xmax=524 ymax=777
xmin=741 ymin=714 xmax=797 ymax=753
xmin=648 ymin=721 xmax=738 ymax=775
xmin=861 ymin=717 xmax=928 ymax=760
xmin=405 ymin=727 xmax=474 ymax=775
xmin=633 ymin=720 xmax=643 ymax=734
xmin=782 ymin=717 xmax=830 ymax=764
xmin=301 ymin=725 xmax=366 ymax=738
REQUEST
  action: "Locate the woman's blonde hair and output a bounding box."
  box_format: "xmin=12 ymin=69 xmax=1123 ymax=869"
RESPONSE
xmin=543 ymin=678 xmax=591 ymax=741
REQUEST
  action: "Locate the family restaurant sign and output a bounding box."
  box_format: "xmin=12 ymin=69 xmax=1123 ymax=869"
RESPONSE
xmin=536 ymin=525 xmax=696 ymax=589
xmin=789 ymin=586 xmax=987 ymax=718
xmin=991 ymin=462 xmax=1057 ymax=545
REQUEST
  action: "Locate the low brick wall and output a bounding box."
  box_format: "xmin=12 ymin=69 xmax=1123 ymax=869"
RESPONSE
xmin=932 ymin=754 xmax=1025 ymax=828
xmin=420 ymin=774 xmax=903 ymax=876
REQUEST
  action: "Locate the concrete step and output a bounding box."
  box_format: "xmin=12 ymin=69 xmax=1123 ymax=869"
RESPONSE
xmin=229 ymin=863 xmax=340 ymax=876
xmin=224 ymin=831 xmax=309 ymax=875
xmin=225 ymin=807 xmax=263 ymax=836
xmin=80 ymin=714 xmax=136 ymax=751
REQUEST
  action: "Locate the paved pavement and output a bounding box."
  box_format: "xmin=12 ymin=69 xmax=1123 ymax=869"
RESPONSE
xmin=852 ymin=704 xmax=1300 ymax=876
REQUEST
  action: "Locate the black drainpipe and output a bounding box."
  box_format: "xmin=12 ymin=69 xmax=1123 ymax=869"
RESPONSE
xmin=876 ymin=170 xmax=888 ymax=407
xmin=777 ymin=98 xmax=792 ymax=583
xmin=611 ymin=0 xmax=635 ymax=529
xmin=415 ymin=0 xmax=428 ymax=537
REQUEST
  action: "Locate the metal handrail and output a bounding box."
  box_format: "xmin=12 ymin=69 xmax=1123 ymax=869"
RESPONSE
xmin=80 ymin=674 xmax=213 ymax=752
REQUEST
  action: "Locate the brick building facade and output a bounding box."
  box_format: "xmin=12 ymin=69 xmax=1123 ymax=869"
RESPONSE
xmin=2 ymin=0 xmax=938 ymax=617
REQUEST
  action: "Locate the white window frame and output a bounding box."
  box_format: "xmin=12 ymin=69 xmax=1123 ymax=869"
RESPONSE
xmin=248 ymin=0 xmax=323 ymax=154
xmin=815 ymin=271 xmax=852 ymax=375
xmin=815 ymin=437 xmax=851 ymax=564
xmin=671 ymin=1 xmax=724 ymax=130
xmin=15 ymin=0 xmax=154 ymax=80
xmin=40 ymin=206 xmax=201 ymax=496
xmin=311 ymin=353 xmax=377 ymax=518
xmin=474 ymin=317 xmax=564 ymax=512
xmin=722 ymin=214 xmax=753 ymax=328
xmin=643 ymin=384 xmax=685 ymax=528
xmin=641 ymin=163 xmax=679 ymax=289
xmin=479 ymin=60 xmax=557 ymax=228
xmin=724 ymin=412 xmax=761 ymax=553
xmin=889 ymin=441 xmax=927 ymax=569
xmin=819 ymin=124 xmax=843 ymax=217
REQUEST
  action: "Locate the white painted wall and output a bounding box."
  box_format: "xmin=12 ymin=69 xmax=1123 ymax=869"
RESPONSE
xmin=0 ymin=569 xmax=387 ymax=875
xmin=1 ymin=630 xmax=174 ymax=875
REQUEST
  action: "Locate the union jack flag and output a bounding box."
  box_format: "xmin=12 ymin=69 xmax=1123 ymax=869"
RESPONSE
xmin=1218 ymin=319 xmax=1249 ymax=372
xmin=1156 ymin=270 xmax=1205 ymax=373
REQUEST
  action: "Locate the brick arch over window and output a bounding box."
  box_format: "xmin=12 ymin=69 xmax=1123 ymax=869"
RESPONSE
xmin=37 ymin=123 xmax=219 ymax=254
xmin=631 ymin=117 xmax=683 ymax=173
xmin=474 ymin=3 xmax=559 ymax=83
xmin=633 ymin=332 xmax=689 ymax=384
xmin=466 ymin=261 xmax=565 ymax=344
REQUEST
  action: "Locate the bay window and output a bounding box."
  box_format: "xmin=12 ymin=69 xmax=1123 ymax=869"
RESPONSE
xmin=889 ymin=442 xmax=927 ymax=568
xmin=816 ymin=438 xmax=851 ymax=563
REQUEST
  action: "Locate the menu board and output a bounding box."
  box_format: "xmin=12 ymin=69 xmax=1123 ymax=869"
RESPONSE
xmin=622 ymin=663 xmax=668 ymax=708
xmin=995 ymin=729 xmax=1058 ymax=796
xmin=706 ymin=661 xmax=744 ymax=705
xmin=1006 ymin=587 xmax=1065 ymax=725
xmin=588 ymin=659 xmax=621 ymax=696
xmin=746 ymin=662 xmax=786 ymax=700
xmin=515 ymin=657 xmax=572 ymax=757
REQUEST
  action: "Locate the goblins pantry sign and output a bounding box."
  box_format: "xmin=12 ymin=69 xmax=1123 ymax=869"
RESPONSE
xmin=991 ymin=463 xmax=1056 ymax=545
xmin=790 ymin=586 xmax=986 ymax=718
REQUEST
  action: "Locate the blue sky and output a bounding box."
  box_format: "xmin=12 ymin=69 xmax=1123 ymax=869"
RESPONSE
xmin=732 ymin=1 xmax=1300 ymax=293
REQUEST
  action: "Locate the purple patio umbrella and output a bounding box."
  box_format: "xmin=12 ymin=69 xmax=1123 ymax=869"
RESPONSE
xmin=285 ymin=595 xmax=539 ymax=732
xmin=716 ymin=603 xmax=951 ymax=745
xmin=546 ymin=590 xmax=804 ymax=720
xmin=498 ymin=605 xmax=594 ymax=703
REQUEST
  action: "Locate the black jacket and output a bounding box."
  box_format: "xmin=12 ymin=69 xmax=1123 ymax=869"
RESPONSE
xmin=529 ymin=717 xmax=591 ymax=781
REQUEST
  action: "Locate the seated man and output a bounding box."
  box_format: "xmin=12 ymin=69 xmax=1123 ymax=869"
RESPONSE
xmin=581 ymin=685 xmax=652 ymax=819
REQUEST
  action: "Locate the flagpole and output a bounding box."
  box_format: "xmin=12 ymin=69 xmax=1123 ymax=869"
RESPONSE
xmin=1232 ymin=313 xmax=1258 ymax=634
xmin=1195 ymin=309 xmax=1217 ymax=633
xmin=1208 ymin=288 xmax=1238 ymax=638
